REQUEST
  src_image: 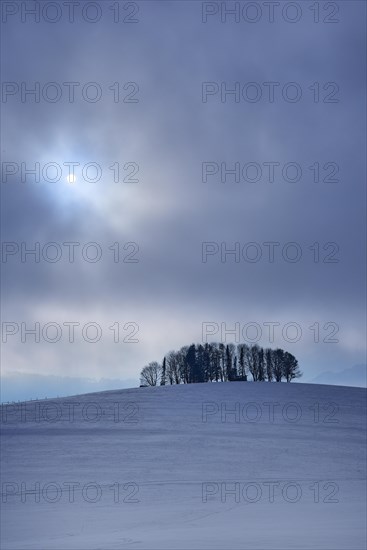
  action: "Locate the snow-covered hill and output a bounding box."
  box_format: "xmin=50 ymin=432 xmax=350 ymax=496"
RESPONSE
xmin=1 ymin=382 xmax=366 ymax=549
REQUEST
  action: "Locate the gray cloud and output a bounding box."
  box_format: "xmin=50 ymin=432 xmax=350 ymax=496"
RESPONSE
xmin=1 ymin=1 xmax=366 ymax=396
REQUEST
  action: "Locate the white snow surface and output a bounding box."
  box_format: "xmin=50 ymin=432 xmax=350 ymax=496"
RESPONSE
xmin=1 ymin=382 xmax=366 ymax=549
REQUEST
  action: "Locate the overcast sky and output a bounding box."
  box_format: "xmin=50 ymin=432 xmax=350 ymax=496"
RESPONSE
xmin=1 ymin=1 xmax=366 ymax=401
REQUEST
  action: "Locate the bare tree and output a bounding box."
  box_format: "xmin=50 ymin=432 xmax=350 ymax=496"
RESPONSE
xmin=166 ymin=351 xmax=176 ymax=385
xmin=273 ymin=349 xmax=284 ymax=382
xmin=177 ymin=346 xmax=189 ymax=384
xmin=209 ymin=342 xmax=221 ymax=382
xmin=283 ymin=352 xmax=302 ymax=382
xmin=237 ymin=344 xmax=248 ymax=380
xmin=140 ymin=362 xmax=161 ymax=386
xmin=248 ymin=344 xmax=260 ymax=381
xmin=265 ymin=348 xmax=273 ymax=381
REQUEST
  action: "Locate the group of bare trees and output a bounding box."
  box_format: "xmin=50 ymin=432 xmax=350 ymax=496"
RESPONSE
xmin=140 ymin=343 xmax=302 ymax=387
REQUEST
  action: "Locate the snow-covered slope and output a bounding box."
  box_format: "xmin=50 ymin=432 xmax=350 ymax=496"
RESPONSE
xmin=1 ymin=382 xmax=366 ymax=549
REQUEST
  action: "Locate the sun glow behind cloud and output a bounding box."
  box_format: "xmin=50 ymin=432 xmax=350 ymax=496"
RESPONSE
xmin=1 ymin=1 xmax=366 ymax=398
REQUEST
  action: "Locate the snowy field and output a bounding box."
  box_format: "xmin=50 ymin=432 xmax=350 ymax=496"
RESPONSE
xmin=1 ymin=382 xmax=366 ymax=549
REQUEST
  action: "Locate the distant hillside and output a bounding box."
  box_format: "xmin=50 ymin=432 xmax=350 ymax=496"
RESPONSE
xmin=310 ymin=364 xmax=366 ymax=388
